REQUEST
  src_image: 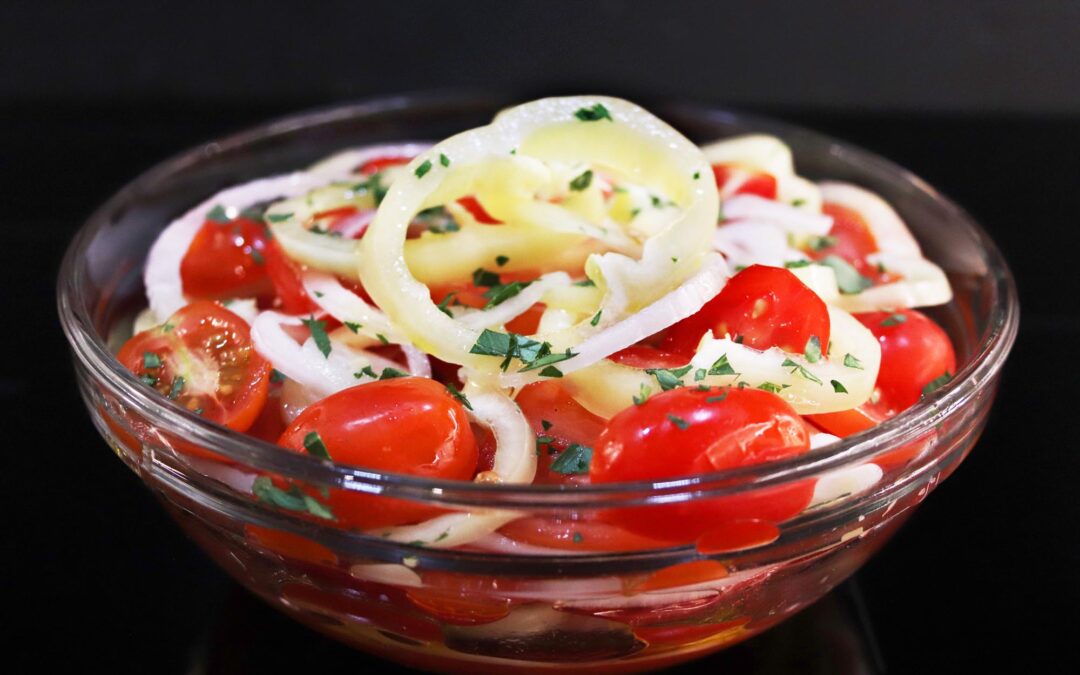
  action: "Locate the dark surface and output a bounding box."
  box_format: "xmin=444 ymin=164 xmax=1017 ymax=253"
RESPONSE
xmin=5 ymin=101 xmax=1076 ymax=673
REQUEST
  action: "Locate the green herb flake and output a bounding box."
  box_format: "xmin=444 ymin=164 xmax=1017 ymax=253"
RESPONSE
xmin=142 ymin=352 xmax=162 ymax=369
xmin=167 ymin=376 xmax=185 ymax=400
xmin=343 ymin=321 xmax=362 ymax=333
xmin=439 ymin=153 xmax=450 ymax=167
xmin=881 ymin=313 xmax=908 ymax=327
xmin=266 ymin=212 xmax=294 ymax=223
xmin=483 ymin=280 xmax=531 ymax=309
xmin=472 ymin=267 xmax=501 ymax=287
xmin=495 ymin=255 xmax=510 ymax=267
xmin=573 ymin=104 xmax=613 ymax=122
xmin=667 ymin=414 xmax=690 ymax=430
xmin=922 ymin=372 xmax=953 ymax=396
xmin=376 ymin=333 xmax=389 ymax=345
xmin=541 ymin=420 xmax=554 ymax=431
xmin=302 ymin=431 xmax=332 ymax=461
xmin=206 ymin=204 xmax=231 ymax=224
xmin=807 ymin=235 xmax=837 ymax=252
xmin=301 ymin=317 xmax=332 ymax=357
xmin=355 ymin=365 xmax=378 ymax=379
xmin=550 ymin=443 xmax=593 ymax=475
xmin=161 ymin=323 xmax=174 ymax=332
xmin=569 ymin=169 xmax=594 ymax=192
xmin=414 ymin=159 xmax=433 ymax=178
xmin=804 ymin=335 xmax=823 ymax=363
xmin=538 ymin=365 xmax=564 ymax=378
xmin=831 ymin=379 xmax=849 ymax=394
xmin=572 ymin=532 xmax=584 ymax=544
xmin=632 ymin=382 xmax=652 ymax=405
xmin=270 ymin=369 xmax=286 ymax=383
xmin=252 ymin=476 xmax=335 ymax=521
xmin=693 ymin=170 xmax=701 ymax=180
xmin=843 ymin=353 xmax=864 ymax=369
xmin=139 ymin=374 xmax=158 ymax=387
xmin=445 ymin=383 xmax=473 ymax=410
xmin=250 ymin=248 xmax=265 ymax=265
xmin=758 ymin=382 xmax=786 ymax=394
xmin=436 ymin=293 xmax=456 ymax=318
xmin=379 ymin=367 xmax=409 ymax=380
xmin=645 ymin=365 xmax=694 ymax=391
xmin=694 ymin=368 xmax=707 ymax=382
xmin=590 ymin=310 xmax=602 ymax=326
xmin=573 ymin=278 xmax=596 ymax=287
xmin=781 ymin=357 xmax=823 ymax=385
xmin=820 ymin=255 xmax=873 ymax=294
xmin=706 ymin=393 xmax=728 ymax=404
xmin=784 ymin=260 xmax=811 ymax=269
xmin=708 ymin=354 xmax=737 ymax=377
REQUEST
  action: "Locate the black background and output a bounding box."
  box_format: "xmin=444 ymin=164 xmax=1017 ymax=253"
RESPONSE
xmin=4 ymin=2 xmax=1078 ymax=673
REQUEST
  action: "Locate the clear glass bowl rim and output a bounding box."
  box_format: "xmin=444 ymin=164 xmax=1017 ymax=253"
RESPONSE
xmin=57 ymin=91 xmax=1020 ymax=509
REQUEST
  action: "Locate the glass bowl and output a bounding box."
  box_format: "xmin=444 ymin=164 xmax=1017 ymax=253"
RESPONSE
xmin=58 ymin=93 xmax=1018 ymax=673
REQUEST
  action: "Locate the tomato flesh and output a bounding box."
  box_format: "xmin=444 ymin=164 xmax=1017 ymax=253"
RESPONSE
xmin=713 ymin=164 xmax=778 ymax=199
xmin=662 ymin=264 xmax=831 ymax=358
xmin=276 ymin=378 xmax=478 ymax=529
xmin=514 ymin=381 xmax=606 ymax=486
xmin=180 ymin=217 xmax=272 ymax=301
xmin=590 ymin=387 xmax=812 ymax=543
xmin=117 ymin=300 xmax=271 ymax=432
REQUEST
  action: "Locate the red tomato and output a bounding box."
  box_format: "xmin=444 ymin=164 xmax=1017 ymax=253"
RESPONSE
xmin=263 ymin=239 xmax=319 ymax=314
xmin=514 ymin=381 xmax=606 ymax=485
xmin=590 ymin=387 xmax=812 ymax=543
xmin=713 ymin=164 xmax=778 ymax=199
xmin=245 ymin=524 xmax=338 ymax=567
xmin=456 ymin=195 xmax=502 ymax=224
xmin=406 ymin=571 xmax=513 ymax=626
xmin=497 ymin=515 xmax=668 ymax=552
xmin=180 ymin=217 xmax=272 ymax=301
xmin=662 ymin=265 xmax=831 ymax=358
xmin=807 ymin=402 xmax=889 ymax=438
xmin=808 ymin=202 xmax=892 ymax=281
xmin=855 ymin=309 xmax=957 ymax=412
xmin=276 ymin=378 xmax=478 ymax=529
xmin=356 ymin=155 xmax=413 ymax=175
xmin=117 ymin=301 xmax=271 ymax=432
xmin=609 ymin=345 xmax=688 ymax=370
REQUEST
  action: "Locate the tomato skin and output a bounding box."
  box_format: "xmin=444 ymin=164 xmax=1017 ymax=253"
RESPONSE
xmin=117 ymin=301 xmax=270 ymax=432
xmin=356 ymin=155 xmax=413 ymax=175
xmin=514 ymin=381 xmax=606 ymax=485
xmin=609 ymin=345 xmax=687 ymax=370
xmin=276 ymin=378 xmax=478 ymax=529
xmin=498 ymin=515 xmax=668 ymax=552
xmin=713 ymin=164 xmax=778 ymax=199
xmin=590 ymin=387 xmax=812 ymax=543
xmin=661 ymin=265 xmax=831 ymax=358
xmin=456 ymin=195 xmax=502 ymax=224
xmin=180 ymin=217 xmax=272 ymax=301
xmin=855 ymin=309 xmax=957 ymax=412
xmin=263 ymin=239 xmax=319 ymax=314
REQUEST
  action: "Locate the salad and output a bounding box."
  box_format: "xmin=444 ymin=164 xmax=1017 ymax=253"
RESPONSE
xmin=117 ymin=96 xmax=956 ymax=554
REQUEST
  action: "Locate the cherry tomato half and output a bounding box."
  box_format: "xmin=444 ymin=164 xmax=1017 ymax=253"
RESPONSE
xmin=662 ymin=265 xmax=831 ymax=358
xmin=514 ymin=381 xmax=606 ymax=486
xmin=590 ymin=387 xmax=812 ymax=544
xmin=713 ymin=164 xmax=778 ymax=199
xmin=180 ymin=216 xmax=272 ymax=301
xmin=263 ymin=239 xmax=319 ymax=314
xmin=276 ymin=378 xmax=478 ymax=529
xmin=117 ymin=301 xmax=271 ymax=432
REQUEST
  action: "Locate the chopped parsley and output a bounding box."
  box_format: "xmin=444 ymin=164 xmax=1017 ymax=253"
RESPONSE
xmin=266 ymin=212 xmax=294 ymax=223
xmin=807 ymin=235 xmax=837 ymax=252
xmin=706 ymin=392 xmax=728 ymax=404
xmin=880 ymin=313 xmax=907 ymax=327
xmin=483 ymin=280 xmax=531 ymax=309
xmin=758 ymin=382 xmax=787 ymax=394
xmin=142 ymin=352 xmax=162 ymax=369
xmin=206 ymin=204 xmax=231 ymax=224
xmin=694 ymin=368 xmax=707 ymax=381
xmin=439 ymin=153 xmax=450 ymax=167
xmin=415 ymin=206 xmax=460 ymax=234
xmin=414 ymin=159 xmax=433 ymax=178
xmin=804 ymin=335 xmax=823 ymax=363
xmin=541 ymin=420 xmax=553 ymax=431
xmin=792 ymin=198 xmax=807 ymax=207
xmin=708 ymin=354 xmax=737 ymax=377
xmin=693 ymin=170 xmax=701 ymax=180
xmin=538 ymin=365 xmax=564 ymax=378
xmin=590 ymin=310 xmax=602 ymax=326
xmin=843 ymin=353 xmax=864 ymax=369
xmin=632 ymin=382 xmax=652 ymax=405
xmin=270 ymin=369 xmax=287 ymax=383
xmin=784 ymin=260 xmax=812 ymax=269
xmin=351 ymin=173 xmax=388 ymax=205
xmin=572 ymin=532 xmax=584 ymax=544
xmin=922 ymin=372 xmax=953 ymax=396
xmin=569 ymin=169 xmax=593 ymax=191
xmin=472 ymin=267 xmax=502 ymax=287
xmin=343 ymin=321 xmax=362 ymax=333
xmin=468 ymin=329 xmax=575 ymax=372
xmin=252 ymin=476 xmax=334 ymax=520
xmin=782 ymin=357 xmax=823 ymax=385
xmin=573 ymin=278 xmax=596 ymax=287
xmin=667 ymin=414 xmax=690 ymax=430
xmin=378 ymin=367 xmax=408 ymax=380
xmin=820 ymin=255 xmax=873 ymax=294
xmin=250 ymin=248 xmax=265 ymax=265
xmin=445 ymin=383 xmax=473 ymax=410
xmin=301 ymin=317 xmax=332 ymax=357
xmin=355 ymin=365 xmax=378 ymax=379
xmin=549 ymin=443 xmax=593 ymax=474
xmin=139 ymin=374 xmax=158 ymax=387
xmin=167 ymin=376 xmax=185 ymax=400
xmin=302 ymin=431 xmax=332 ymax=461
xmin=495 ymin=255 xmax=510 ymax=267
xmin=645 ymin=365 xmax=694 ymax=391
xmin=436 ymin=292 xmax=457 ymax=317
xmin=831 ymin=379 xmax=849 ymax=394
xmin=376 ymin=333 xmax=389 ymax=345
xmin=573 ymin=103 xmax=613 ymax=122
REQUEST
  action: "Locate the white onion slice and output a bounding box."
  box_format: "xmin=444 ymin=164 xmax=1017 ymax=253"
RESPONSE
xmin=722 ymin=194 xmax=832 ymax=244
xmin=348 ymin=563 xmax=423 ymax=588
xmin=463 ymin=382 xmax=536 ymax=484
xmin=807 ymin=462 xmax=883 ymax=509
xmin=301 ymin=271 xmax=402 ymax=341
xmin=497 ymin=254 xmax=729 ymax=389
xmin=368 ymin=510 xmax=519 ymax=549
xmin=455 ymin=272 xmax=571 ymax=330
xmin=702 ymin=135 xmax=823 ymax=211
xmin=144 ymin=172 xmax=325 ymax=319
xmin=713 ymin=221 xmax=808 ymax=269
